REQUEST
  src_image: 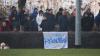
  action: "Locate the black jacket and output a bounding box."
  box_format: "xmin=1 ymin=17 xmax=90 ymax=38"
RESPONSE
xmin=58 ymin=15 xmax=69 ymax=31
xmin=82 ymin=12 xmax=94 ymax=31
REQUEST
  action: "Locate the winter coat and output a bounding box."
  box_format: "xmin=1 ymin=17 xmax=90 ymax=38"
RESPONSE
xmin=58 ymin=15 xmax=69 ymax=31
xmin=46 ymin=13 xmax=55 ymax=31
xmin=82 ymin=12 xmax=94 ymax=31
xmin=40 ymin=19 xmax=48 ymax=31
xmin=95 ymin=12 xmax=100 ymax=25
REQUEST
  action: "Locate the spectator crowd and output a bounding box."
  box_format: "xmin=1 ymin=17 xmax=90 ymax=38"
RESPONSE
xmin=0 ymin=6 xmax=100 ymax=32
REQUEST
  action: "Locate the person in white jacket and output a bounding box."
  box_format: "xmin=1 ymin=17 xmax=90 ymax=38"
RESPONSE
xmin=36 ymin=10 xmax=44 ymax=31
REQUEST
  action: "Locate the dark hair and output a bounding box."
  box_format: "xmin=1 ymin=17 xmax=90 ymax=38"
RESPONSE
xmin=59 ymin=8 xmax=63 ymax=11
xmin=46 ymin=9 xmax=49 ymax=11
xmin=99 ymin=10 xmax=100 ymax=15
xmin=11 ymin=6 xmax=16 ymax=9
xmin=34 ymin=8 xmax=38 ymax=11
xmin=39 ymin=10 xmax=43 ymax=14
xmin=48 ymin=9 xmax=53 ymax=12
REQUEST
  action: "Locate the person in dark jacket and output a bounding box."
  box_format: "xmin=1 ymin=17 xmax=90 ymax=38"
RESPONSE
xmin=95 ymin=10 xmax=100 ymax=31
xmin=8 ymin=6 xmax=17 ymax=22
xmin=12 ymin=16 xmax=20 ymax=31
xmin=69 ymin=11 xmax=76 ymax=31
xmin=44 ymin=9 xmax=49 ymax=17
xmin=58 ymin=10 xmax=69 ymax=31
xmin=23 ymin=16 xmax=32 ymax=31
xmin=31 ymin=8 xmax=38 ymax=19
xmin=56 ymin=8 xmax=63 ymax=24
xmin=30 ymin=8 xmax=38 ymax=31
xmin=10 ymin=6 xmax=17 ymax=17
xmin=17 ymin=8 xmax=28 ymax=31
xmin=82 ymin=8 xmax=94 ymax=31
xmin=40 ymin=16 xmax=47 ymax=31
xmin=46 ymin=9 xmax=55 ymax=31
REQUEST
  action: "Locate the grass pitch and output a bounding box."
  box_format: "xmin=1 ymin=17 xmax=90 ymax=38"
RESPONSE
xmin=0 ymin=49 xmax=100 ymax=56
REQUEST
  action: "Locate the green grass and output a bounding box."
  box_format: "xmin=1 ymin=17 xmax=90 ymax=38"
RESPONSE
xmin=0 ymin=49 xmax=100 ymax=56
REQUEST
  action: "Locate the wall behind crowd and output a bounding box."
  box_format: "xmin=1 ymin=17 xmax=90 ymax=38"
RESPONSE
xmin=0 ymin=32 xmax=100 ymax=48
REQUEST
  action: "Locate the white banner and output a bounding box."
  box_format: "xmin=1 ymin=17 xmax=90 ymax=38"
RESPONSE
xmin=43 ymin=32 xmax=68 ymax=49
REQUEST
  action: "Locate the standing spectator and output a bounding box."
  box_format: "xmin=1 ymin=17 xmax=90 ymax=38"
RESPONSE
xmin=10 ymin=6 xmax=17 ymax=18
xmin=95 ymin=10 xmax=100 ymax=31
xmin=30 ymin=8 xmax=38 ymax=31
xmin=82 ymin=8 xmax=94 ymax=31
xmin=31 ymin=8 xmax=38 ymax=20
xmin=17 ymin=7 xmax=26 ymax=31
xmin=23 ymin=16 xmax=32 ymax=31
xmin=40 ymin=16 xmax=47 ymax=31
xmin=44 ymin=9 xmax=49 ymax=17
xmin=58 ymin=10 xmax=69 ymax=31
xmin=36 ymin=10 xmax=44 ymax=31
xmin=9 ymin=6 xmax=19 ymax=31
xmin=56 ymin=8 xmax=63 ymax=24
xmin=69 ymin=9 xmax=76 ymax=31
xmin=54 ymin=8 xmax=64 ymax=31
xmin=46 ymin=9 xmax=55 ymax=31
xmin=31 ymin=20 xmax=38 ymax=31
xmin=12 ymin=16 xmax=20 ymax=32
